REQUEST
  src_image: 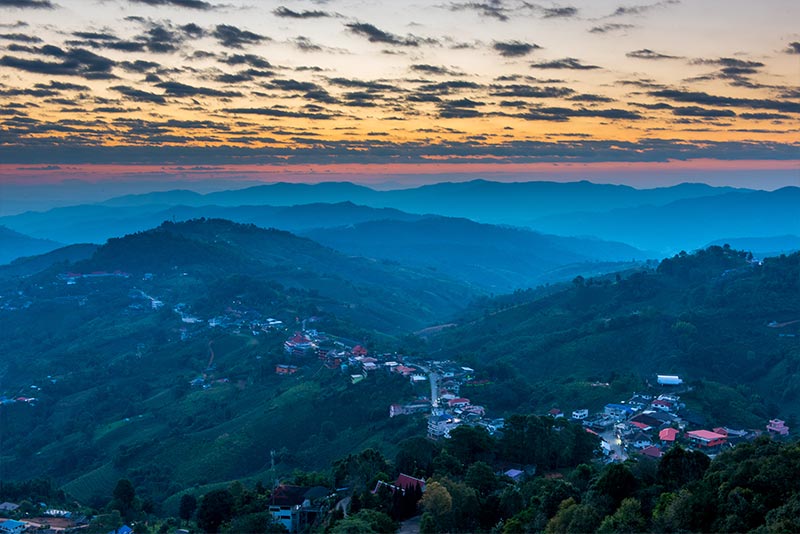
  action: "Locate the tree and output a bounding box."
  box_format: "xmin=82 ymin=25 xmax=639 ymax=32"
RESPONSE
xmin=197 ymin=489 xmax=234 ymax=533
xmin=465 ymin=461 xmax=498 ymax=497
xmin=179 ymin=494 xmax=197 ymax=522
xmin=420 ymin=481 xmax=452 ymax=531
xmin=597 ymin=498 xmax=647 ymax=533
xmin=111 ymin=479 xmax=136 ymax=516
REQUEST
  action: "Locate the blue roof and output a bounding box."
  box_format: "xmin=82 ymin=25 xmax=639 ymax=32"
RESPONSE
xmin=1 ymin=520 xmax=26 ymax=528
xmin=107 ymin=526 xmax=133 ymax=534
xmin=605 ymin=403 xmax=635 ymax=412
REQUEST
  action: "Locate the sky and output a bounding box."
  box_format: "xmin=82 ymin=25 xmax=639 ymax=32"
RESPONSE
xmin=0 ymin=0 xmax=798 ymax=191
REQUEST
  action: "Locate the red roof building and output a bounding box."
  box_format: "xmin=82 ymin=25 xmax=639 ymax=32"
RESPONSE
xmin=447 ymin=397 xmax=470 ymax=408
xmin=686 ymin=430 xmax=727 ymax=448
xmin=641 ymin=445 xmax=663 ymax=458
xmin=659 ymin=428 xmax=679 ymax=442
xmin=395 ymin=473 xmax=426 ymax=492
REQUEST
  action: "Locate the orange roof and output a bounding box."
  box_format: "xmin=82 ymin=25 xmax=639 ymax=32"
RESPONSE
xmin=659 ymin=428 xmax=679 ymax=441
xmin=686 ymin=430 xmax=726 ymax=441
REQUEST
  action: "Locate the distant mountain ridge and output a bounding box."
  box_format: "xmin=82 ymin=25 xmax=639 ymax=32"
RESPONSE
xmin=304 ymin=217 xmax=647 ymax=292
xmin=0 ymin=225 xmax=62 ymax=265
xmin=1 ymin=180 xmax=795 ymax=262
xmin=99 ymin=179 xmax=747 ymax=222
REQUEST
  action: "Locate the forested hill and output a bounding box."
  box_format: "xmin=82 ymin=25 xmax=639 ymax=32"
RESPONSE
xmin=428 ymin=247 xmax=800 ymax=425
xmin=67 ymin=218 xmax=476 ymax=333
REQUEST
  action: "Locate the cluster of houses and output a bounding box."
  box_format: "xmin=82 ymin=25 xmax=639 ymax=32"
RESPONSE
xmin=58 ymin=271 xmax=131 ymax=285
xmin=0 ymin=505 xmax=91 ymax=534
xmin=550 ymin=375 xmax=792 ymax=461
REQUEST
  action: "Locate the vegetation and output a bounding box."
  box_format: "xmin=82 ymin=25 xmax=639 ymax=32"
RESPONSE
xmin=1 ymin=219 xmax=798 ymax=532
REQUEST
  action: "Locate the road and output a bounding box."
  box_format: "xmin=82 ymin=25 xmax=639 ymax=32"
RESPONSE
xmin=600 ymin=429 xmax=628 ymax=462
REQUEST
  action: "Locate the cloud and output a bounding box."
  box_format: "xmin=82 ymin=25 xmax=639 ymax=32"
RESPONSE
xmin=328 ymin=77 xmax=396 ymax=91
xmin=0 ymin=46 xmax=117 ymax=79
xmin=447 ymin=1 xmax=509 ymax=21
xmin=608 ymin=0 xmax=679 ymax=17
xmin=111 ymin=85 xmax=167 ymax=104
xmin=292 ymin=36 xmax=323 ymax=52
xmin=493 ymin=40 xmax=541 ymax=57
xmin=410 ymin=64 xmax=463 ymax=76
xmin=219 ymin=53 xmax=272 ymax=69
xmin=542 ymin=6 xmax=578 ymax=18
xmin=626 ymin=48 xmax=680 ymax=60
xmin=671 ymin=106 xmax=736 ymax=118
xmin=490 ymin=84 xmax=573 ymax=98
xmin=224 ymin=106 xmax=336 ymax=120
xmin=589 ymin=23 xmax=634 ymax=33
xmin=519 ymin=105 xmax=642 ymax=121
xmin=417 ymin=80 xmax=481 ymax=94
xmin=651 ymin=89 xmax=800 ymax=113
xmin=128 ymin=0 xmax=215 ymax=9
xmin=786 ymin=42 xmax=800 ymax=54
xmin=273 ymin=6 xmax=332 ymax=18
xmin=0 ymin=32 xmax=41 ymax=42
xmin=345 ymin=22 xmax=432 ymax=47
xmin=0 ymin=0 xmax=55 ymax=8
xmin=212 ymin=24 xmax=268 ymax=48
xmin=269 ymin=79 xmax=321 ymax=92
xmin=156 ymin=81 xmax=242 ymax=97
xmin=531 ymin=57 xmax=600 ymax=69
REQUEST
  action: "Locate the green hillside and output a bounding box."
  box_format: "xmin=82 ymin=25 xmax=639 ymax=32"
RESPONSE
xmin=427 ymin=246 xmax=800 ymax=425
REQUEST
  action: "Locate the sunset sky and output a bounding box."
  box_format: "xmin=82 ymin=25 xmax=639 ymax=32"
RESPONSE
xmin=0 ymin=0 xmax=798 ymax=189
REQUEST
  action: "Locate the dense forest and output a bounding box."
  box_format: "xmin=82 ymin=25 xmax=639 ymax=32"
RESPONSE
xmin=2 ymin=424 xmax=798 ymax=533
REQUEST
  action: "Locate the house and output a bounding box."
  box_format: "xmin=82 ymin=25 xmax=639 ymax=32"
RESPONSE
xmin=396 ymin=474 xmax=426 ymax=493
xmin=428 ymin=414 xmax=461 ymax=438
xmin=0 ymin=503 xmax=18 ymax=512
xmin=268 ymin=485 xmax=308 ymax=533
xmin=352 ymin=345 xmax=368 ymax=357
xmin=640 ymin=445 xmax=663 ymax=459
xmin=630 ymin=413 xmax=664 ymax=428
xmin=504 ymin=469 xmax=524 ymax=483
xmin=657 ymin=375 xmax=683 ymax=386
xmin=276 ymin=364 xmax=298 ymax=375
xmin=0 ymin=520 xmax=26 ymax=534
xmin=659 ymin=428 xmax=679 ymax=443
xmin=571 ymin=409 xmax=589 ymax=420
xmin=394 ymin=365 xmax=416 ymax=376
xmin=630 ymin=431 xmax=653 ymax=449
xmin=362 ymin=362 xmax=378 ymax=372
xmin=767 ymin=419 xmax=790 ymax=436
xmin=107 ymin=526 xmax=133 ymax=534
xmin=284 ymin=333 xmax=314 ymax=354
xmin=629 ymin=421 xmax=652 ymax=431
xmin=605 ymin=403 xmax=636 ymax=419
xmin=651 ymin=399 xmax=674 ymax=412
xmin=447 ymin=398 xmax=470 ymax=409
xmin=548 ymin=408 xmax=564 ymax=419
xmin=686 ymin=430 xmax=727 ymax=448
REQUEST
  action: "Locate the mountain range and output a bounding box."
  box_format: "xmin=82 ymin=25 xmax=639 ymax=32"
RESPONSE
xmin=2 ymin=181 xmax=796 ymax=263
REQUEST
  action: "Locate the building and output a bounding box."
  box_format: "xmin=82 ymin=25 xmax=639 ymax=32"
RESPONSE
xmin=604 ymin=403 xmax=636 ymax=419
xmin=659 ymin=427 xmax=679 ymax=443
xmin=276 ymin=364 xmax=298 ymax=375
xmin=396 ymin=473 xmax=426 ymax=493
xmin=0 ymin=521 xmax=26 ymax=534
xmin=447 ymin=397 xmax=470 ymax=409
xmin=686 ymin=430 xmax=727 ymax=448
xmin=767 ymin=419 xmax=790 ymax=436
xmin=571 ymin=409 xmax=589 ymax=420
xmin=657 ymin=375 xmax=683 ymax=386
xmin=504 ymin=469 xmax=524 ymax=483
xmin=268 ymin=485 xmax=328 ymax=534
xmin=0 ymin=503 xmax=18 ymax=512
xmin=640 ymin=445 xmax=663 ymax=459
xmin=547 ymin=408 xmax=564 ymax=419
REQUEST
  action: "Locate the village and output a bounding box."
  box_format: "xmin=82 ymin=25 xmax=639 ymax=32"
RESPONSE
xmin=279 ymin=329 xmax=792 ymax=463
